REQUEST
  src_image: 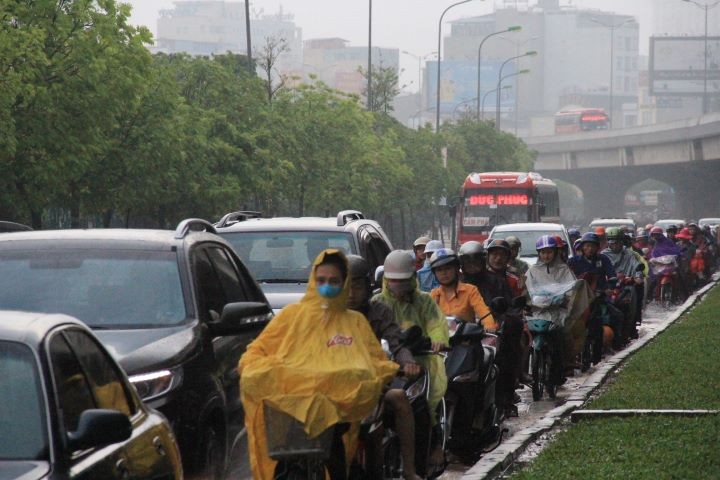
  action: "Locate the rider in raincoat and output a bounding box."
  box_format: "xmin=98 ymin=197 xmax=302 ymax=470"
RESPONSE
xmin=239 ymin=249 xmax=398 ymax=480
xmin=371 ymin=250 xmax=449 ymax=418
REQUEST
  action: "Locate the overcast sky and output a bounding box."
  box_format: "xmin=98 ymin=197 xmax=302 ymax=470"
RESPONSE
xmin=125 ymin=0 xmax=656 ymax=92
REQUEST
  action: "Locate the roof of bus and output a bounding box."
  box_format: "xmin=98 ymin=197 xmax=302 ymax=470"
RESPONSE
xmin=556 ymin=108 xmax=607 ymax=115
xmin=463 ymin=172 xmax=556 ymax=188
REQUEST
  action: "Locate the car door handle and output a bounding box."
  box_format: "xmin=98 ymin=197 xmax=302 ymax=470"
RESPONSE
xmin=153 ymin=436 xmax=167 ymax=457
xmin=116 ymin=458 xmax=130 ymax=480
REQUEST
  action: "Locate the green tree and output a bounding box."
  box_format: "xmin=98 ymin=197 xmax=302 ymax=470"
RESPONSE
xmin=359 ymin=64 xmax=401 ymax=113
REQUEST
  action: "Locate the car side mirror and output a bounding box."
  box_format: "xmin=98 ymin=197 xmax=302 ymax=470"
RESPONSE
xmin=210 ymin=302 xmax=272 ymax=336
xmin=67 ymin=409 xmax=131 ymax=452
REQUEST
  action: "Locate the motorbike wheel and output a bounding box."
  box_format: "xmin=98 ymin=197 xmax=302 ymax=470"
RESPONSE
xmin=383 ymin=436 xmax=402 ymax=480
xmin=531 ymin=349 xmax=543 ymax=401
xmin=660 ymin=283 xmax=672 ymax=309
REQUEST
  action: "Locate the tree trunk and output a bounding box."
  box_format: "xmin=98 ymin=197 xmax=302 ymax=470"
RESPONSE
xmin=400 ymin=208 xmax=406 ymax=249
xmin=30 ymin=210 xmax=42 ymax=230
xmin=102 ymin=209 xmax=114 ymax=228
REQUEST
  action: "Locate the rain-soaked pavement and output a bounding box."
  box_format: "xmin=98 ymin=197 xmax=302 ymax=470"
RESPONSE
xmin=225 ymin=279 xmax=715 ymax=480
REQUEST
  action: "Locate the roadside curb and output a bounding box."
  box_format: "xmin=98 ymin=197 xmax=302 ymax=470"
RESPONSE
xmin=461 ymin=274 xmax=719 ymax=479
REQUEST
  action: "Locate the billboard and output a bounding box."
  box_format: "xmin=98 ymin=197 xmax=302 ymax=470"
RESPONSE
xmin=649 ymin=36 xmax=720 ymax=97
xmin=425 ymin=59 xmax=516 ymax=114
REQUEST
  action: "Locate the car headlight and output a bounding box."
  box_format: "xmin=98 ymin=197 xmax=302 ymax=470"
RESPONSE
xmin=129 ymin=367 xmax=183 ymax=401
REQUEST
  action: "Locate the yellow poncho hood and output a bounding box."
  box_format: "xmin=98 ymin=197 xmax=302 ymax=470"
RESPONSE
xmin=239 ymin=249 xmax=398 ymax=479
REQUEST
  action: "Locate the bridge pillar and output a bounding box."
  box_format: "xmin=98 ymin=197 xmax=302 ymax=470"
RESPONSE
xmin=672 ymin=166 xmax=720 ymax=220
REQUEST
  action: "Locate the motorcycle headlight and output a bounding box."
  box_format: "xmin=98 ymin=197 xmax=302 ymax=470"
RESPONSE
xmin=129 ymin=367 xmax=183 ymax=401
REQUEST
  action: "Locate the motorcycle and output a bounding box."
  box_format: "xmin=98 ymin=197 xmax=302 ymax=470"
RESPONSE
xmin=443 ymin=297 xmax=508 ymax=463
xmin=650 ymin=255 xmax=678 ymax=309
xmin=607 ymin=264 xmax=644 ymax=348
xmin=354 ymin=326 xmax=446 ymax=480
xmin=527 ymin=318 xmax=563 ymax=401
xmin=266 ymin=403 xmax=344 ymax=480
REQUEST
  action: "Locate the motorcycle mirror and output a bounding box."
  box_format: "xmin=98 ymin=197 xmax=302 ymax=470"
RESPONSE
xmin=511 ymin=295 xmax=527 ymax=309
xmin=490 ymin=296 xmax=509 ymax=314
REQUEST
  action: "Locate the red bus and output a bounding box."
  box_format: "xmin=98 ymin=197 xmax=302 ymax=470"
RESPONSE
xmin=456 ymin=172 xmax=561 ymax=245
xmin=554 ymin=108 xmax=609 ymax=134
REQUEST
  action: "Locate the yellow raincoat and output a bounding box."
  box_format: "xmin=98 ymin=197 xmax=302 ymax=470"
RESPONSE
xmin=372 ymin=276 xmax=449 ymax=420
xmin=239 ymin=249 xmax=398 ymax=480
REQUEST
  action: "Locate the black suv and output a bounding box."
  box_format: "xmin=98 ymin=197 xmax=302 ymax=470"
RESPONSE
xmin=0 ymin=219 xmax=272 ymax=479
xmin=214 ymin=210 xmax=393 ymax=312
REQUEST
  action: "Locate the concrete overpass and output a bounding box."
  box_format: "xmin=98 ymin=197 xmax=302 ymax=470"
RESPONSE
xmin=526 ymin=113 xmax=720 ymax=221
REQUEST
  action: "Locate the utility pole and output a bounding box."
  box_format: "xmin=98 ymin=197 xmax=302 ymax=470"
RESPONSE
xmin=245 ymin=0 xmax=252 ymax=73
xmin=367 ymin=0 xmax=373 ymax=110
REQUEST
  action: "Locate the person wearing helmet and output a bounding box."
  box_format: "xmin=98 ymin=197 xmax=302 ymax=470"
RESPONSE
xmin=239 ymin=250 xmax=398 ymax=480
xmin=572 ymin=238 xmax=583 ymax=256
xmin=567 ymin=228 xmax=581 ymax=245
xmin=346 ymin=255 xmax=423 ymax=480
xmin=649 ymin=227 xmax=681 ymax=259
xmin=458 ymin=241 xmax=515 ymax=309
xmin=413 ymin=236 xmax=432 ymax=271
xmin=417 ymin=240 xmax=443 ymax=292
xmin=666 ymin=225 xmax=678 ymax=243
xmin=485 ymin=239 xmax=525 ymax=417
xmin=568 ymin=233 xmax=617 ymax=293
xmin=428 ymin=248 xmax=495 ymax=330
xmin=526 ymin=235 xmax=591 ymax=375
xmin=372 ymin=250 xmax=450 ymax=470
xmin=593 ymin=226 xmax=608 ymax=251
xmin=505 ymin=236 xmax=529 ymax=282
xmin=634 ymin=229 xmax=650 ymax=257
xmin=687 ymin=223 xmax=716 ymax=278
xmin=487 ymin=239 xmax=523 ymax=297
xmin=553 ymin=236 xmax=569 ymax=263
xmin=602 ymin=228 xmax=644 ymax=343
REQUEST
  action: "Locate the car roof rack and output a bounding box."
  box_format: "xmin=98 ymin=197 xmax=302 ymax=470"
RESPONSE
xmin=337 ymin=210 xmax=365 ymax=227
xmin=174 ymin=218 xmax=217 ymax=239
xmin=215 ymin=210 xmax=262 ymax=228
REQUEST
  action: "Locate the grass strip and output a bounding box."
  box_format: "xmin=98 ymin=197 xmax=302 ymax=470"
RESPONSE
xmin=510 ymin=284 xmax=720 ymax=479
xmin=511 ymin=416 xmax=720 ymax=479
xmin=591 ymin=284 xmax=720 ymax=410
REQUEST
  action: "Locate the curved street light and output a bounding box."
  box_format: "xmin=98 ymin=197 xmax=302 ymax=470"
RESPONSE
xmin=496 ymin=35 xmax=542 ymax=133
xmin=590 ymin=16 xmax=634 ymax=128
xmin=495 ymin=69 xmax=529 ymax=128
xmin=495 ymin=51 xmax=537 ymax=130
xmin=476 ymin=26 xmax=522 ymax=121
xmin=436 ymin=0 xmax=476 ymax=133
xmin=481 ymin=85 xmax=512 ymax=120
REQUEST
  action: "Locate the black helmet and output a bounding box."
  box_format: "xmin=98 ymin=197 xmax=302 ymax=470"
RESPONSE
xmin=346 ymin=254 xmax=371 ymax=281
xmin=666 ymin=224 xmax=678 ymax=233
xmin=458 ymin=241 xmax=485 ymax=268
xmin=580 ymin=232 xmax=600 ymax=245
xmin=486 ymin=239 xmax=511 ymax=253
xmin=430 ymin=248 xmax=459 ymax=270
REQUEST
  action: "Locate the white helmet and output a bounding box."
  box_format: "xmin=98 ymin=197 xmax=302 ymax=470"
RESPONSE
xmin=383 ymin=250 xmax=416 ymax=280
xmin=424 ymin=240 xmax=444 ymax=255
xmin=413 ymin=236 xmax=432 ymax=248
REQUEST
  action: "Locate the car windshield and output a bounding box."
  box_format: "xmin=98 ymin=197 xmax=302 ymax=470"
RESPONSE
xmin=0 ymin=341 xmax=48 ymax=460
xmin=221 ymin=231 xmax=355 ymax=282
xmin=490 ymin=230 xmax=564 ymax=258
xmin=0 ymin=250 xmax=187 ymax=328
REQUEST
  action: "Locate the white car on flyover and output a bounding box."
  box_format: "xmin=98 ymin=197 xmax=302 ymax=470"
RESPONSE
xmin=488 ymin=222 xmax=570 ymax=266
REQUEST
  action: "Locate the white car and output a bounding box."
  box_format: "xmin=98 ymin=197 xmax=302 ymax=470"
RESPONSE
xmin=698 ymin=218 xmax=720 ymax=229
xmin=488 ymin=223 xmax=570 ymax=266
xmin=654 ymin=219 xmax=686 ymax=232
xmin=589 ymin=218 xmax=637 ymax=233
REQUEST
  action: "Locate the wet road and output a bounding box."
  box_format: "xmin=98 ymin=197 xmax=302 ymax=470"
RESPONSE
xmin=224 ymin=300 xmax=688 ymax=480
xmin=439 ymin=299 xmax=695 ymax=479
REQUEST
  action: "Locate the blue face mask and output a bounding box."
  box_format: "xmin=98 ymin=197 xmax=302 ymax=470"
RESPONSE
xmin=318 ymin=283 xmax=343 ymax=299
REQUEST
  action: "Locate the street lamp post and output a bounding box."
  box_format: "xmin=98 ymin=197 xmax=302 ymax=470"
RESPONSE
xmin=495 ymin=51 xmax=536 ymax=130
xmin=682 ymin=0 xmax=720 ymax=114
xmin=591 ymin=16 xmax=633 ymax=128
xmin=481 ymin=85 xmax=511 ymax=120
xmin=497 ymin=35 xmax=542 ymax=134
xmin=495 ymin=70 xmax=528 ymax=127
xmin=436 ymin=0 xmax=475 ymax=133
xmin=476 ymin=26 xmax=522 ymax=121
xmin=245 ymin=0 xmax=252 ymax=72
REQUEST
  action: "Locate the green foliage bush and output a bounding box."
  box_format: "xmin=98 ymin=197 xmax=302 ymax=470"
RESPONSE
xmin=0 ymin=1 xmax=534 ymax=245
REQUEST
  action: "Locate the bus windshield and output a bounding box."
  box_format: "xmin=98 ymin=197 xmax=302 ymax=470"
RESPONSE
xmin=462 ymin=189 xmax=531 ymax=230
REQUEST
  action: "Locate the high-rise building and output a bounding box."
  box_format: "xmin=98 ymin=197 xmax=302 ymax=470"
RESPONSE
xmin=302 ymin=38 xmax=399 ymax=97
xmin=155 ymin=1 xmax=301 ymax=73
xmin=437 ymin=2 xmax=639 ymax=132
